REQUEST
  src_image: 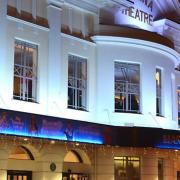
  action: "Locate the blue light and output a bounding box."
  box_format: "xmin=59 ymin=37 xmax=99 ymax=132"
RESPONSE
xmin=155 ymin=144 xmax=180 ymax=150
xmin=74 ymin=137 xmax=103 ymax=144
xmin=0 ymin=109 xmax=106 ymax=145
xmin=0 ymin=129 xmax=103 ymax=145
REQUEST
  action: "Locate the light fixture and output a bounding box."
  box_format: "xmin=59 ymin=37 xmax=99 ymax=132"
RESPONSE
xmin=50 ymin=140 xmax=55 ymax=144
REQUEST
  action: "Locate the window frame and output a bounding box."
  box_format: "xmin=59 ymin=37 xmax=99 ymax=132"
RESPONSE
xmin=156 ymin=68 xmax=163 ymax=116
xmin=13 ymin=39 xmax=38 ymax=103
xmin=114 ymin=62 xmax=140 ymax=113
xmin=158 ymin=158 xmax=164 ymax=180
xmin=177 ymin=87 xmax=180 ymax=126
xmin=68 ymin=54 xmax=87 ymax=111
xmin=114 ymin=156 xmax=141 ymax=180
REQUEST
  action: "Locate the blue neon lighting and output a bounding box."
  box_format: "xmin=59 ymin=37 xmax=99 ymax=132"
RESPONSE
xmin=0 ymin=109 xmax=104 ymax=145
xmin=0 ymin=128 xmax=103 ymax=144
xmin=155 ymin=144 xmax=180 ymax=150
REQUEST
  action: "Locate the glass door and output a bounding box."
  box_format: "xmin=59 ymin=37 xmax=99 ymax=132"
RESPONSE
xmin=62 ymin=172 xmax=89 ymax=180
xmin=7 ymin=170 xmax=32 ymax=180
xmin=177 ymin=171 xmax=180 ymax=180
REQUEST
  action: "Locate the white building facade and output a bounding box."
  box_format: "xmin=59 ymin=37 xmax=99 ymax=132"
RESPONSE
xmin=0 ymin=0 xmax=180 ymax=180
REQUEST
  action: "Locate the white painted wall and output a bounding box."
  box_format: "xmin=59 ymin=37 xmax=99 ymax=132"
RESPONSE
xmin=0 ymin=1 xmax=179 ymax=130
xmin=92 ymin=36 xmax=179 ymax=129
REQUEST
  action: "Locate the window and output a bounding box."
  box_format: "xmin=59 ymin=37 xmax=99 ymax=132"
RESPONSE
xmin=115 ymin=62 xmax=140 ymax=113
xmin=13 ymin=40 xmax=38 ymax=102
xmin=114 ymin=156 xmax=140 ymax=180
xmin=68 ymin=55 xmax=87 ymax=110
xmin=177 ymin=87 xmax=180 ymax=125
xmin=7 ymin=170 xmax=32 ymax=180
xmin=62 ymin=150 xmax=89 ymax=180
xmin=156 ymin=69 xmax=162 ymax=116
xmin=64 ymin=150 xmax=83 ymax=163
xmin=158 ymin=158 xmax=164 ymax=180
xmin=177 ymin=171 xmax=180 ymax=180
xmin=9 ymin=146 xmax=34 ymax=160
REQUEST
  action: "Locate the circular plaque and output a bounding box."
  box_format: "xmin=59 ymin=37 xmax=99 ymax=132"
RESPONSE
xmin=50 ymin=162 xmax=56 ymax=172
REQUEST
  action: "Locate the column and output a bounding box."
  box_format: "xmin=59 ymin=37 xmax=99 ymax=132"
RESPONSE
xmin=68 ymin=7 xmax=73 ymax=33
xmin=47 ymin=4 xmax=62 ymax=115
xmin=32 ymin=0 xmax=37 ymax=19
xmin=0 ymin=149 xmax=8 ymax=180
xmin=16 ymin=0 xmax=21 ymax=14
xmin=0 ymin=0 xmax=8 ymax=107
xmin=81 ymin=11 xmax=86 ymax=37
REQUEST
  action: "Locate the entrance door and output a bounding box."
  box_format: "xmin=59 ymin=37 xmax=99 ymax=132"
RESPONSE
xmin=62 ymin=172 xmax=89 ymax=180
xmin=177 ymin=171 xmax=180 ymax=180
xmin=7 ymin=170 xmax=32 ymax=180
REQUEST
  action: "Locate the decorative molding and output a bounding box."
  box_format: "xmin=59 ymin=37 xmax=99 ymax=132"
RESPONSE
xmin=111 ymin=0 xmax=134 ymax=7
xmin=48 ymin=0 xmax=99 ymax=14
xmin=7 ymin=15 xmax=49 ymax=32
xmin=16 ymin=0 xmax=21 ymax=14
xmin=65 ymin=0 xmax=99 ymax=14
xmin=154 ymin=0 xmax=180 ymax=15
xmin=32 ymin=0 xmax=37 ymax=19
xmin=154 ymin=19 xmax=180 ymax=53
xmin=91 ymin=36 xmax=180 ymax=66
xmin=47 ymin=0 xmax=64 ymax=7
xmin=47 ymin=4 xmax=62 ymax=11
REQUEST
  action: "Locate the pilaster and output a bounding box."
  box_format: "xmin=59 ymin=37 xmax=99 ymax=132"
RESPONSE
xmin=47 ymin=4 xmax=63 ymax=115
xmin=0 ymin=0 xmax=8 ymax=106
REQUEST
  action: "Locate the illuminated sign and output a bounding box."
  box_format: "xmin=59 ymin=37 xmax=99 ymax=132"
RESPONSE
xmin=0 ymin=108 xmax=180 ymax=150
xmin=156 ymin=134 xmax=180 ymax=150
xmin=0 ymin=109 xmax=105 ymax=144
xmin=115 ymin=0 xmax=154 ymax=31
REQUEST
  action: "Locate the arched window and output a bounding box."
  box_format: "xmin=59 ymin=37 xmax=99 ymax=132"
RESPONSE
xmin=9 ymin=146 xmax=34 ymax=160
xmin=64 ymin=150 xmax=83 ymax=163
xmin=63 ymin=150 xmax=91 ymax=180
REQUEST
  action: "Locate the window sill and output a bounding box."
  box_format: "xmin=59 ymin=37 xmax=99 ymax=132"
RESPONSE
xmin=156 ymin=115 xmax=164 ymax=118
xmin=67 ymin=107 xmax=89 ymax=112
xmin=115 ymin=110 xmax=141 ymax=114
xmin=12 ymin=98 xmax=39 ymax=104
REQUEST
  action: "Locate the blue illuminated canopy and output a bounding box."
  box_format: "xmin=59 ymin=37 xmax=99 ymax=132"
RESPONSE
xmin=0 ymin=108 xmax=180 ymax=150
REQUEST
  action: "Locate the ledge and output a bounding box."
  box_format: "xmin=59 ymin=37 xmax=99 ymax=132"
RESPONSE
xmin=91 ymin=35 xmax=180 ymax=66
xmin=93 ymin=24 xmax=174 ymax=49
xmin=7 ymin=5 xmax=49 ymax=28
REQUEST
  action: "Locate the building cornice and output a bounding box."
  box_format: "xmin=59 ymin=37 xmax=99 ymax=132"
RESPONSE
xmin=48 ymin=0 xmax=99 ymax=14
xmin=47 ymin=0 xmax=133 ymax=14
xmin=154 ymin=19 xmax=180 ymax=54
xmin=92 ymin=35 xmax=180 ymax=66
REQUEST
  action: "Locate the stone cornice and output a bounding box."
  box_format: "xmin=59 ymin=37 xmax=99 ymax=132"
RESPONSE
xmin=154 ymin=19 xmax=180 ymax=40
xmin=48 ymin=0 xmax=99 ymax=14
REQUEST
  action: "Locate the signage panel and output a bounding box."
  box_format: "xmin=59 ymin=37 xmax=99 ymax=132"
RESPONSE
xmin=115 ymin=0 xmax=155 ymax=31
xmin=0 ymin=109 xmax=180 ymax=150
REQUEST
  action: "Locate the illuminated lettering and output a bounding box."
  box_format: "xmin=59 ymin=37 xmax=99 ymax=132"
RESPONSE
xmin=135 ymin=9 xmax=140 ymax=21
xmin=124 ymin=8 xmax=153 ymax=26
xmin=148 ymin=1 xmax=153 ymax=12
xmin=129 ymin=7 xmax=135 ymax=18
xmin=163 ymin=134 xmax=180 ymax=145
xmin=120 ymin=0 xmax=154 ymax=27
xmin=139 ymin=0 xmax=153 ymax=11
xmin=144 ymin=12 xmax=149 ymax=24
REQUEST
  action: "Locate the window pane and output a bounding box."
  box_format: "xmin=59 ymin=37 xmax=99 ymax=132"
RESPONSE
xmin=13 ymin=176 xmax=18 ymax=180
xmin=158 ymin=158 xmax=164 ymax=180
xmin=68 ymin=55 xmax=87 ymax=110
xmin=18 ymin=176 xmax=22 ymax=180
xmin=156 ymin=69 xmax=162 ymax=116
xmin=115 ymin=62 xmax=140 ymax=113
xmin=13 ymin=40 xmax=37 ymax=102
xmin=177 ymin=87 xmax=180 ymax=126
xmin=114 ymin=156 xmax=140 ymax=180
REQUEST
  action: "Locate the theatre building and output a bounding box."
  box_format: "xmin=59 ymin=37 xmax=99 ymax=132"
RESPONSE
xmin=0 ymin=0 xmax=180 ymax=179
